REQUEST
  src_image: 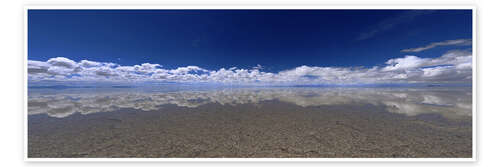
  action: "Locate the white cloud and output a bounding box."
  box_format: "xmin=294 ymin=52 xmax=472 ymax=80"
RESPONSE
xmin=94 ymin=66 xmax=118 ymax=77
xmin=79 ymin=60 xmax=101 ymax=67
xmin=168 ymin=66 xmax=206 ymax=75
xmin=27 ymin=60 xmax=50 ymax=74
xmin=27 ymin=49 xmax=472 ymax=85
xmin=134 ymin=63 xmax=162 ymax=74
xmin=47 ymin=57 xmax=78 ymax=69
xmin=78 ymin=59 xmax=117 ymax=68
xmin=401 ymin=39 xmax=472 ymax=52
xmin=383 ymin=55 xmax=429 ymax=71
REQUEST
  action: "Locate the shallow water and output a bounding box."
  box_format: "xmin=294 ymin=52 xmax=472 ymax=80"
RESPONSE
xmin=28 ymin=87 xmax=473 ymax=158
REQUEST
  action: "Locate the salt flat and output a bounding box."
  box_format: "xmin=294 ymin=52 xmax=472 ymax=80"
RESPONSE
xmin=27 ymin=87 xmax=472 ymax=158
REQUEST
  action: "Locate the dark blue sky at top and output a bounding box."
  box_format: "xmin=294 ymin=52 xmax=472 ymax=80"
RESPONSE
xmin=28 ymin=10 xmax=472 ymax=72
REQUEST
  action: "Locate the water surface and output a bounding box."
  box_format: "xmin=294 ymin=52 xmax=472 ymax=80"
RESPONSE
xmin=28 ymin=86 xmax=472 ymax=158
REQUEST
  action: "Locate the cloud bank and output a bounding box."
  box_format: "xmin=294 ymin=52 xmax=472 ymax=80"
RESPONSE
xmin=28 ymin=50 xmax=472 ymax=85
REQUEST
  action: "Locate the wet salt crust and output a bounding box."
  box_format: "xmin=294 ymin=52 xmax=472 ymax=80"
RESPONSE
xmin=28 ymin=87 xmax=472 ymax=158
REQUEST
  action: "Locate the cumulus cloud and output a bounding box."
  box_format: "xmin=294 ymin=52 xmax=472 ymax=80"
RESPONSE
xmin=27 ymin=60 xmax=50 ymax=74
xmin=401 ymin=39 xmax=472 ymax=52
xmin=47 ymin=57 xmax=78 ymax=69
xmin=27 ymin=50 xmax=472 ymax=85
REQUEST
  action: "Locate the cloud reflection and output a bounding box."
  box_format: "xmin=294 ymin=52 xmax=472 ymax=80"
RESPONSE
xmin=28 ymin=88 xmax=472 ymax=118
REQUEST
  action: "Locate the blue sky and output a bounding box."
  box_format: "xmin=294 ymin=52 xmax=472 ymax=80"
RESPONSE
xmin=27 ymin=10 xmax=473 ymax=85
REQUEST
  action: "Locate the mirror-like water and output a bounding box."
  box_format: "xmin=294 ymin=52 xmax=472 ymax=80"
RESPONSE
xmin=28 ymin=87 xmax=472 ymax=158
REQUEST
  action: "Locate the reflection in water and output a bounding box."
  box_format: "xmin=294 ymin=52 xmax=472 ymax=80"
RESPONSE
xmin=28 ymin=87 xmax=473 ymax=158
xmin=28 ymin=87 xmax=472 ymax=119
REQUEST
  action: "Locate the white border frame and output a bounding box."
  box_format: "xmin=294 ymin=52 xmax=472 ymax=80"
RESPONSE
xmin=23 ymin=5 xmax=477 ymax=162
